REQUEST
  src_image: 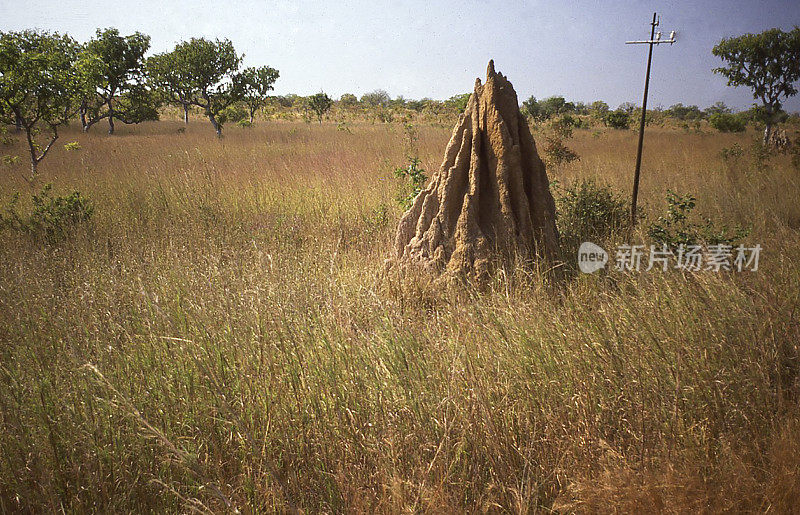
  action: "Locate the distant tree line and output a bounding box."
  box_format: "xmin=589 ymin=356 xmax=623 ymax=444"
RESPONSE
xmin=2 ymin=25 xmax=799 ymax=181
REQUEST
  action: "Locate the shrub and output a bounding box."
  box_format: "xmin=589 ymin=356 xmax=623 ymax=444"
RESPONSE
xmin=555 ymin=179 xmax=630 ymax=257
xmin=222 ymin=103 xmax=248 ymax=124
xmin=338 ymin=93 xmax=358 ymax=106
xmin=0 ymin=126 xmax=12 ymax=146
xmin=720 ymin=143 xmax=745 ymax=163
xmin=709 ymin=112 xmax=747 ymax=132
xmin=1 ymin=184 xmax=94 ymax=242
xmin=647 ymin=190 xmax=748 ymax=248
xmin=750 ymin=138 xmax=773 ymax=169
xmin=236 ymin=119 xmax=252 ymax=128
xmin=604 ymin=110 xmax=630 ymax=129
xmin=2 ymin=155 xmax=20 ymax=167
xmin=394 ymin=123 xmax=428 ymax=209
xmin=791 ymin=134 xmax=800 ymax=170
xmin=393 ymin=157 xmax=427 ymax=209
xmin=445 ymin=93 xmax=471 ymax=114
xmin=557 ymin=114 xmax=585 ymax=129
xmin=543 ymin=135 xmax=579 ymax=167
xmin=360 ymin=89 xmax=390 ymax=107
xmin=543 ymin=117 xmax=581 ymax=167
xmin=63 ymin=141 xmax=82 ymax=151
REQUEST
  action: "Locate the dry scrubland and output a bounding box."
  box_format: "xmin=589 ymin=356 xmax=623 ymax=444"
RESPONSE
xmin=1 ymin=119 xmax=799 ymax=512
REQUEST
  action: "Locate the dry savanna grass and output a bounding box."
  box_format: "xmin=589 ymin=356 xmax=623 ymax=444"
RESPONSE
xmin=1 ymin=118 xmax=799 ymax=512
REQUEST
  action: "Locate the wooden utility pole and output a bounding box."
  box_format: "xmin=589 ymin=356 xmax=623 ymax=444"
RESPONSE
xmin=626 ymin=13 xmax=676 ymax=225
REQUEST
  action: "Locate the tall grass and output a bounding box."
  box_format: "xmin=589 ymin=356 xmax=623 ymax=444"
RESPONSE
xmin=0 ymin=121 xmax=798 ymax=512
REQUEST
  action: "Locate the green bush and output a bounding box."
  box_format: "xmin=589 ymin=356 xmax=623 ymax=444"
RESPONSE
xmin=393 ymin=157 xmax=427 ymax=209
xmin=720 ymin=143 xmax=745 ymax=163
xmin=557 ymin=114 xmax=585 ymax=129
xmin=543 ymin=135 xmax=579 ymax=167
xmin=555 ymin=179 xmax=630 ymax=257
xmin=1 ymin=184 xmax=94 ymax=242
xmin=709 ymin=112 xmax=747 ymax=132
xmin=222 ymin=103 xmax=248 ymax=124
xmin=604 ymin=110 xmax=630 ymax=129
xmin=647 ymin=190 xmax=748 ymax=248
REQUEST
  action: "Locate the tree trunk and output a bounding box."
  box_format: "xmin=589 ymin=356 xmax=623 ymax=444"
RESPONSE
xmin=763 ymin=123 xmax=773 ymax=146
xmin=249 ymin=110 xmax=254 ymax=124
xmin=80 ymin=104 xmax=88 ymax=132
xmin=209 ymin=112 xmax=222 ymax=137
xmin=29 ymin=152 xmax=38 ymax=179
xmin=25 ymin=127 xmax=37 ymax=179
xmin=107 ymin=98 xmax=115 ymax=135
xmin=183 ymin=104 xmax=189 ymax=124
xmin=14 ymin=112 xmax=22 ymax=133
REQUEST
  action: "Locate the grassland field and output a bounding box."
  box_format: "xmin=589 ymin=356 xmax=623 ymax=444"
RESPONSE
xmin=1 ymin=115 xmax=799 ymax=512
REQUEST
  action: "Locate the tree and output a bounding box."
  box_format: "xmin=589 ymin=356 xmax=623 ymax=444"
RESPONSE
xmin=339 ymin=93 xmax=357 ymax=106
xmin=618 ymin=102 xmax=638 ymax=115
xmin=523 ymin=95 xmax=573 ymax=121
xmin=539 ymin=96 xmax=574 ymax=119
xmin=666 ymin=103 xmax=704 ymax=121
xmin=406 ymin=97 xmax=431 ymax=112
xmin=704 ymin=101 xmax=731 ymax=117
xmin=0 ymin=30 xmax=83 ymax=179
xmin=153 ymin=38 xmax=245 ymax=136
xmin=307 ymin=92 xmax=333 ymax=124
xmin=445 ymin=93 xmax=471 ymax=114
xmin=708 ymin=112 xmax=747 ymax=132
xmin=146 ymin=50 xmax=196 ymax=124
xmin=81 ymin=28 xmax=158 ymax=134
xmin=360 ymin=89 xmax=390 ymax=107
xmin=713 ymin=27 xmax=800 ymax=143
xmin=604 ymin=110 xmax=630 ymax=129
xmin=239 ymin=65 xmax=279 ymax=123
xmin=589 ymin=100 xmax=610 ymax=120
xmin=522 ymin=96 xmax=543 ymax=121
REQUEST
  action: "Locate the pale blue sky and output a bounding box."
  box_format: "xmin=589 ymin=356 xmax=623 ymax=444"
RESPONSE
xmin=2 ymin=0 xmax=799 ymax=111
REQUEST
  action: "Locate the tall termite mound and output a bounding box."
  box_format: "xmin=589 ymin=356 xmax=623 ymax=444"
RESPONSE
xmin=395 ymin=60 xmax=560 ymax=281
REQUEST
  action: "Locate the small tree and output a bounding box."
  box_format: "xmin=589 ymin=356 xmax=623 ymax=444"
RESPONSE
xmin=445 ymin=93 xmax=471 ymax=114
xmin=307 ymin=92 xmax=333 ymax=124
xmin=81 ymin=28 xmax=158 ymax=134
xmin=339 ymin=93 xmax=357 ymax=107
xmin=239 ymin=65 xmax=279 ymax=123
xmin=589 ymin=100 xmax=610 ymax=120
xmin=522 ymin=96 xmax=543 ymax=121
xmin=146 ymin=50 xmax=196 ymax=124
xmin=360 ymin=89 xmax=390 ymax=107
xmin=704 ymin=101 xmax=731 ymax=117
xmin=713 ymin=27 xmax=800 ymax=143
xmin=154 ymin=38 xmax=245 ymax=136
xmin=618 ymin=102 xmax=638 ymax=115
xmin=604 ymin=110 xmax=630 ymax=129
xmin=666 ymin=103 xmax=705 ymax=121
xmin=709 ymin=112 xmax=747 ymax=132
xmin=0 ymin=30 xmax=82 ymax=180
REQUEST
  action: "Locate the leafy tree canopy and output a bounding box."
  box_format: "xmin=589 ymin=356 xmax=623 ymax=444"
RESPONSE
xmin=307 ymin=92 xmax=333 ymax=123
xmin=81 ymin=28 xmax=157 ymax=133
xmin=0 ymin=30 xmax=83 ymax=178
xmin=713 ymin=27 xmax=800 ymax=141
xmin=239 ymin=65 xmax=279 ymax=123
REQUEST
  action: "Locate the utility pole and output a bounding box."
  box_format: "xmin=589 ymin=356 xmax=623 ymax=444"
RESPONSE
xmin=626 ymin=13 xmax=676 ymax=225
